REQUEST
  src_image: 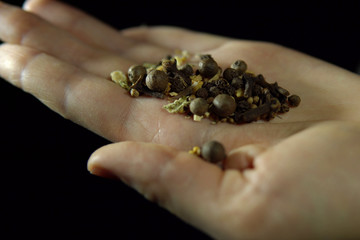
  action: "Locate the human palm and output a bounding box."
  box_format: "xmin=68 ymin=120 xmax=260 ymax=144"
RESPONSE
xmin=1 ymin=1 xmax=359 ymax=150
xmin=1 ymin=1 xmax=360 ymax=239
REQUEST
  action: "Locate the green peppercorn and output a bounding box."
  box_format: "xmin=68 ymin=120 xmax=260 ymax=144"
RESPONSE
xmin=231 ymin=60 xmax=247 ymax=73
xmin=201 ymin=140 xmax=226 ymax=163
xmin=199 ymin=56 xmax=219 ymax=78
xmin=213 ymin=94 xmax=236 ymax=117
xmin=190 ymin=98 xmax=209 ymax=116
xmin=145 ymin=70 xmax=169 ymax=92
xmin=128 ymin=65 xmax=147 ymax=83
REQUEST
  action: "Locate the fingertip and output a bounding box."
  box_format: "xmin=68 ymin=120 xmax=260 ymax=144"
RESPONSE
xmin=22 ymin=0 xmax=50 ymax=11
xmin=87 ymin=143 xmax=119 ymax=178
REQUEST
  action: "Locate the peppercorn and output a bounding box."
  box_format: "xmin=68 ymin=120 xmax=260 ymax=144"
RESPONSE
xmin=128 ymin=65 xmax=147 ymax=83
xmin=231 ymin=60 xmax=247 ymax=73
xmin=231 ymin=77 xmax=243 ymax=89
xmin=209 ymin=86 xmax=221 ymax=97
xmin=288 ymin=94 xmax=301 ymax=107
xmin=146 ymin=69 xmax=169 ymax=92
xmin=201 ymin=140 xmax=227 ymax=163
xmin=190 ymin=98 xmax=209 ymax=116
xmin=195 ymin=88 xmax=209 ymax=99
xmin=223 ymin=68 xmax=239 ymax=81
xmin=199 ymin=55 xmax=219 ymax=78
xmin=213 ymin=94 xmax=236 ymax=117
xmin=179 ymin=63 xmax=194 ymax=77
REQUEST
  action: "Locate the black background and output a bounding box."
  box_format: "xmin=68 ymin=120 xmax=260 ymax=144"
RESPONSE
xmin=2 ymin=0 xmax=359 ymax=238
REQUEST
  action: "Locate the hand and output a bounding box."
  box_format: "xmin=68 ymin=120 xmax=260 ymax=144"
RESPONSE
xmin=88 ymin=121 xmax=360 ymax=239
xmin=1 ymin=0 xmax=360 ymax=151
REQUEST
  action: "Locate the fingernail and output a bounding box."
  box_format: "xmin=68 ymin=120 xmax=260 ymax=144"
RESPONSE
xmin=88 ymin=165 xmax=119 ymax=180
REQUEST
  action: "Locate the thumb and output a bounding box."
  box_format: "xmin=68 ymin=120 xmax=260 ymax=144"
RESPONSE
xmin=87 ymin=141 xmax=247 ymax=239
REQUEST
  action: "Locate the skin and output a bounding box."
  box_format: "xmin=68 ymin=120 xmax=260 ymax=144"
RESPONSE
xmin=1 ymin=0 xmax=360 ymax=239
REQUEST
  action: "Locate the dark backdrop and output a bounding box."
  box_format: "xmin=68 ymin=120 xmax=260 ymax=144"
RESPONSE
xmin=2 ymin=0 xmax=359 ymax=238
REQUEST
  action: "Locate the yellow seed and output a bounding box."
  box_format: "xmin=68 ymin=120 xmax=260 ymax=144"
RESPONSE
xmin=189 ymin=146 xmax=201 ymax=155
xmin=130 ymin=89 xmax=139 ymax=97
xmin=235 ymin=89 xmax=244 ymax=98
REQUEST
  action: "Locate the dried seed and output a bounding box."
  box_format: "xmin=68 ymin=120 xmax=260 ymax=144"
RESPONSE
xmin=130 ymin=88 xmax=140 ymax=97
xmin=223 ymin=68 xmax=239 ymax=81
xmin=190 ymin=98 xmax=209 ymax=116
xmin=146 ymin=69 xmax=169 ymax=92
xmin=128 ymin=65 xmax=147 ymax=83
xmin=195 ymin=88 xmax=208 ymax=99
xmin=231 ymin=60 xmax=247 ymax=73
xmin=213 ymin=94 xmax=236 ymax=117
xmin=199 ymin=55 xmax=219 ymax=78
xmin=288 ymin=94 xmax=301 ymax=107
xmin=201 ymin=140 xmax=226 ymax=163
xmin=231 ymin=77 xmax=243 ymax=89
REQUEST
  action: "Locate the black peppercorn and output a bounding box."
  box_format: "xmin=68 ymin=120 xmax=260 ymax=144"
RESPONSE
xmin=145 ymin=70 xmax=169 ymax=92
xmin=190 ymin=98 xmax=209 ymax=116
xmin=179 ymin=63 xmax=194 ymax=77
xmin=212 ymin=94 xmax=236 ymax=117
xmin=231 ymin=77 xmax=243 ymax=89
xmin=209 ymin=86 xmax=221 ymax=97
xmin=195 ymin=88 xmax=209 ymax=99
xmin=201 ymin=140 xmax=226 ymax=163
xmin=128 ymin=65 xmax=147 ymax=83
xmin=199 ymin=55 xmax=219 ymax=78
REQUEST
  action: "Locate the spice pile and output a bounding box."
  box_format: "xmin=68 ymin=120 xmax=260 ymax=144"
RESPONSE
xmin=110 ymin=52 xmax=300 ymax=124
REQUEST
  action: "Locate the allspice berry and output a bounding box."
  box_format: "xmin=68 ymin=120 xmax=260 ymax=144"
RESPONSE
xmin=231 ymin=60 xmax=247 ymax=73
xmin=145 ymin=70 xmax=169 ymax=92
xmin=128 ymin=65 xmax=147 ymax=83
xmin=288 ymin=94 xmax=301 ymax=107
xmin=199 ymin=55 xmax=219 ymax=78
xmin=213 ymin=94 xmax=236 ymax=117
xmin=201 ymin=140 xmax=226 ymax=163
xmin=190 ymin=98 xmax=209 ymax=116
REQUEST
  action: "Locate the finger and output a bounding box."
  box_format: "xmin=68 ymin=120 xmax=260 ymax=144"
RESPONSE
xmin=22 ymin=0 xmax=134 ymax=51
xmin=0 ymin=1 xmax=137 ymax=78
xmin=0 ymin=43 xmax=268 ymax=147
xmin=22 ymin=0 xmax=172 ymax=61
xmin=0 ymin=43 xmax=133 ymax=138
xmin=0 ymin=2 xmax=172 ymax=78
xmin=87 ymin=141 xmax=248 ymax=239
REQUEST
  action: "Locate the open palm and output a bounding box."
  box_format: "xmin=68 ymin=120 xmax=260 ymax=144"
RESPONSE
xmin=2 ymin=1 xmax=360 ymax=239
xmin=1 ymin=1 xmax=359 ymax=152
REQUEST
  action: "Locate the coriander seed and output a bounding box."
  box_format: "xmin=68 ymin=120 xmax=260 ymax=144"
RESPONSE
xmin=190 ymin=98 xmax=209 ymax=116
xmin=201 ymin=140 xmax=226 ymax=163
xmin=146 ymin=69 xmax=169 ymax=92
xmin=213 ymin=94 xmax=236 ymax=117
